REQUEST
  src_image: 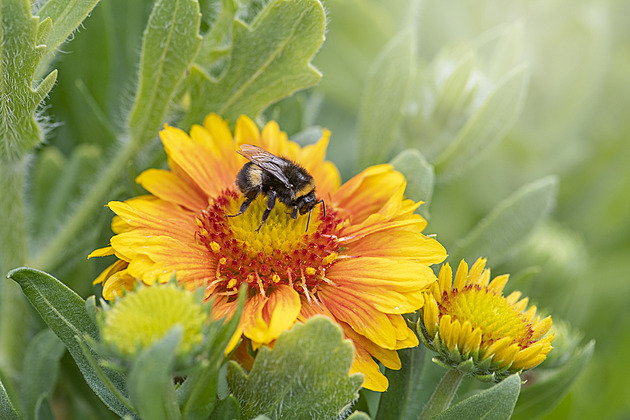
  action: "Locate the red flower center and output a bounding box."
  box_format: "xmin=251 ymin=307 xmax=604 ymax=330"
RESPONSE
xmin=196 ymin=189 xmax=344 ymax=300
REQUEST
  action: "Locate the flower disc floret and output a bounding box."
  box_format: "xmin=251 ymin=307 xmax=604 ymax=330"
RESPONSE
xmin=419 ymin=258 xmax=554 ymax=381
xmin=100 ymin=284 xmax=206 ymax=359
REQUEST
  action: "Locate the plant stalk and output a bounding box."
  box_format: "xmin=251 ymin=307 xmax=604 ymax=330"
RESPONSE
xmin=419 ymin=369 xmax=465 ymax=420
xmin=0 ymin=157 xmax=31 ymax=382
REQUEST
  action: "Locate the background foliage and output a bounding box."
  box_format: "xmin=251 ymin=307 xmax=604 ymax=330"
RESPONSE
xmin=1 ymin=0 xmax=629 ymax=418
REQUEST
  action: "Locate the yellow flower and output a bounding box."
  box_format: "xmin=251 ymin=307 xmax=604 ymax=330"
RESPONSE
xmin=100 ymin=283 xmax=206 ymax=360
xmin=419 ymin=258 xmax=554 ymax=381
xmin=90 ymin=114 xmax=447 ymax=391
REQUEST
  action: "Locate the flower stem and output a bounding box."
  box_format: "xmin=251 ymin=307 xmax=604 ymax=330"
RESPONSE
xmin=32 ymin=139 xmax=141 ymax=271
xmin=420 ymin=369 xmax=465 ymax=420
xmin=0 ymin=157 xmax=31 ymax=380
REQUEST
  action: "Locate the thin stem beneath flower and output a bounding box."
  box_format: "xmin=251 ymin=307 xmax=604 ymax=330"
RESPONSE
xmin=32 ymin=138 xmax=141 ymax=271
xmin=420 ymin=369 xmax=465 ymax=420
xmin=0 ymin=157 xmax=31 ymax=380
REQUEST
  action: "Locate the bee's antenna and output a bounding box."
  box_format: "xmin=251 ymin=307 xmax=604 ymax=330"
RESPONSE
xmin=305 ymin=200 xmax=326 ymax=233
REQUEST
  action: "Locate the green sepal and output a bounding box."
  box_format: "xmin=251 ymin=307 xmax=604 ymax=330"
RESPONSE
xmin=127 ymin=328 xmax=183 ymax=420
xmin=0 ymin=0 xmax=57 ymax=160
xmin=432 ymin=374 xmax=521 ymax=420
xmin=357 ymin=27 xmax=415 ymax=168
xmin=452 ymin=176 xmax=558 ymax=266
xmin=227 ymin=316 xmax=363 ymax=420
xmin=7 ymin=268 xmax=132 ymax=417
xmin=512 ymin=340 xmax=595 ymax=420
xmin=184 ymin=0 xmax=326 ymax=126
xmin=19 ymin=329 xmax=65 ymax=420
xmin=128 ymin=0 xmax=202 ymax=147
xmin=177 ymin=286 xmax=246 ymax=420
xmin=389 ymin=149 xmax=435 ymax=219
xmin=0 ymin=377 xmax=22 ymax=420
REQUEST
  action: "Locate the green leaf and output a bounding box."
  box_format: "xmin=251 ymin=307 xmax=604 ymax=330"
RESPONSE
xmin=33 ymin=395 xmax=53 ymax=420
xmin=196 ymin=0 xmax=237 ymax=70
xmin=31 ymin=147 xmax=65 ymax=236
xmin=20 ymin=330 xmax=65 ymax=420
xmin=36 ymin=0 xmax=100 ymax=58
xmin=375 ymin=346 xmax=426 ymax=420
xmin=227 ymin=316 xmax=363 ymax=420
xmin=452 ymin=176 xmax=558 ymax=265
xmin=433 ymin=63 xmax=529 ymax=180
xmin=390 ymin=149 xmax=434 ymax=219
xmin=128 ymin=0 xmax=202 ymax=147
xmin=210 ymin=395 xmax=240 ymax=420
xmin=128 ymin=328 xmax=182 ymax=420
xmin=7 ymin=268 xmax=132 ymax=417
xmin=512 ymin=341 xmax=595 ymax=420
xmin=179 ymin=287 xmax=246 ymax=420
xmin=357 ymin=27 xmax=415 ymax=168
xmin=184 ymin=0 xmax=326 ymax=126
xmin=0 ymin=378 xmax=21 ymax=420
xmin=37 ymin=144 xmax=102 ymax=239
xmin=347 ymin=412 xmax=372 ymax=420
xmin=433 ymin=374 xmax=521 ymax=420
xmin=0 ymin=0 xmax=57 ymax=160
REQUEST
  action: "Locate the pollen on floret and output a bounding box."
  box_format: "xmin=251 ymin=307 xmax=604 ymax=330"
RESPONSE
xmin=195 ymin=190 xmax=342 ymax=300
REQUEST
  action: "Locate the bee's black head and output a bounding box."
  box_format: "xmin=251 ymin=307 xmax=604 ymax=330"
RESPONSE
xmin=297 ymin=191 xmax=317 ymax=215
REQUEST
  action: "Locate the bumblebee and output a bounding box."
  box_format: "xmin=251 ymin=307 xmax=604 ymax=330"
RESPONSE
xmin=228 ymin=144 xmax=325 ymax=232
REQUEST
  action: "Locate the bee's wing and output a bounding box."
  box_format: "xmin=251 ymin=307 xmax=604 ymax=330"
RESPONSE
xmin=237 ymin=144 xmax=293 ymax=187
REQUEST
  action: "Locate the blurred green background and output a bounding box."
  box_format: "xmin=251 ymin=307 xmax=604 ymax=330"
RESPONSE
xmin=38 ymin=0 xmax=630 ymax=418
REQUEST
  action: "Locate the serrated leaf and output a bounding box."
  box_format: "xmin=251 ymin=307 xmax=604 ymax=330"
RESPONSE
xmin=7 ymin=268 xmax=132 ymax=417
xmin=512 ymin=341 xmax=595 ymax=420
xmin=0 ymin=0 xmax=57 ymax=159
xmin=375 ymin=346 xmax=426 ymax=420
xmin=128 ymin=328 xmax=182 ymax=420
xmin=433 ymin=374 xmax=521 ymax=420
xmin=434 ymin=63 xmax=529 ymax=181
xmin=128 ymin=0 xmax=202 ymax=147
xmin=452 ymin=176 xmax=558 ymax=265
xmin=227 ymin=316 xmax=363 ymax=420
xmin=390 ymin=149 xmax=434 ymax=219
xmin=184 ymin=0 xmax=325 ymax=126
xmin=0 ymin=378 xmax=21 ymax=420
xmin=211 ymin=395 xmax=240 ymax=420
xmin=36 ymin=0 xmax=100 ymax=58
xmin=357 ymin=27 xmax=415 ymax=168
xmin=20 ymin=330 xmax=65 ymax=420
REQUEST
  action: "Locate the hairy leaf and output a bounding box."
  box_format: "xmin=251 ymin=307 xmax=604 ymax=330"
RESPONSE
xmin=128 ymin=0 xmax=202 ymax=147
xmin=390 ymin=149 xmax=434 ymax=219
xmin=128 ymin=329 xmax=182 ymax=420
xmin=184 ymin=0 xmax=325 ymax=126
xmin=0 ymin=378 xmax=21 ymax=420
xmin=8 ymin=268 xmax=132 ymax=417
xmin=36 ymin=0 xmax=100 ymax=58
xmin=227 ymin=316 xmax=363 ymax=420
xmin=433 ymin=374 xmax=521 ymax=420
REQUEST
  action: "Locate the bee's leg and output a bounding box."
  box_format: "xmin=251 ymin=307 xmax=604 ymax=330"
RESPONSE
xmin=256 ymin=190 xmax=277 ymax=232
xmin=227 ymin=191 xmax=258 ymax=217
